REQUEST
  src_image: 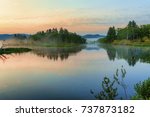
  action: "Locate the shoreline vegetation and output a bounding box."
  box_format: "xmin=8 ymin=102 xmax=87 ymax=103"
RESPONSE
xmin=1 ymin=28 xmax=86 ymax=48
xmin=0 ymin=48 xmax=31 ymax=55
xmin=22 ymin=28 xmax=85 ymax=46
xmin=92 ymin=67 xmax=150 ymax=100
xmin=99 ymin=21 xmax=150 ymax=46
xmin=0 ymin=28 xmax=86 ymax=55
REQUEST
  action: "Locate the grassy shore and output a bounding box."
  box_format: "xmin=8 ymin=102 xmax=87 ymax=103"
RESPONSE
xmin=99 ymin=37 xmax=150 ymax=47
xmin=0 ymin=48 xmax=31 ymax=55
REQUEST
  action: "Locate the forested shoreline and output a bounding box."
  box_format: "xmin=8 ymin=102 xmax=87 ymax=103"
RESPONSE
xmin=99 ymin=21 xmax=150 ymax=46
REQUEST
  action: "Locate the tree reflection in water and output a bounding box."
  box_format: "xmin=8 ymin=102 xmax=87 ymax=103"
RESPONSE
xmin=100 ymin=44 xmax=150 ymax=66
xmin=32 ymin=46 xmax=85 ymax=61
xmin=0 ymin=48 xmax=31 ymax=62
xmin=0 ymin=54 xmax=8 ymax=62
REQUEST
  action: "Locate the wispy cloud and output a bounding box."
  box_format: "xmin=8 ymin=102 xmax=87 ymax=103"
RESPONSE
xmin=0 ymin=0 xmax=150 ymax=34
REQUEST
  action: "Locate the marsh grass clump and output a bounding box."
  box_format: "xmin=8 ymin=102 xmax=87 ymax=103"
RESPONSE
xmin=94 ymin=76 xmax=118 ymax=100
xmin=91 ymin=66 xmax=127 ymax=100
xmin=92 ymin=66 xmax=150 ymax=100
xmin=133 ymin=78 xmax=150 ymax=100
xmin=0 ymin=48 xmax=31 ymax=55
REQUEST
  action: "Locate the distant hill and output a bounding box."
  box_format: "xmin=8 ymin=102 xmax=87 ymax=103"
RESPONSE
xmin=14 ymin=34 xmax=30 ymax=39
xmin=0 ymin=34 xmax=14 ymax=40
xmin=0 ymin=34 xmax=30 ymax=40
xmin=82 ymin=34 xmax=106 ymax=39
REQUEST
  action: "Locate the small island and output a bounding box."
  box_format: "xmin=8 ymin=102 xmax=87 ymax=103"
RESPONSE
xmin=29 ymin=28 xmax=86 ymax=47
xmin=1 ymin=28 xmax=86 ymax=55
xmin=99 ymin=21 xmax=150 ymax=46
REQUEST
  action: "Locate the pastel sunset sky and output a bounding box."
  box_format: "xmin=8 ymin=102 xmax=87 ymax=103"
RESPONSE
xmin=0 ymin=0 xmax=150 ymax=34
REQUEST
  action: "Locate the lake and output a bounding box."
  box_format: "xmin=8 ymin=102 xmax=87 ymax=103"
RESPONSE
xmin=0 ymin=43 xmax=150 ymax=100
xmin=86 ymin=37 xmax=100 ymax=43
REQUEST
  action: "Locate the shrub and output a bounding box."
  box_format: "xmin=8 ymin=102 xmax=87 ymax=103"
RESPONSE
xmin=91 ymin=66 xmax=127 ymax=100
xmin=133 ymin=78 xmax=150 ymax=100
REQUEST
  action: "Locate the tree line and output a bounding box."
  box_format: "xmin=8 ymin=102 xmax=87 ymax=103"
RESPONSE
xmin=14 ymin=34 xmax=28 ymax=39
xmin=30 ymin=28 xmax=86 ymax=44
xmin=106 ymin=21 xmax=150 ymax=42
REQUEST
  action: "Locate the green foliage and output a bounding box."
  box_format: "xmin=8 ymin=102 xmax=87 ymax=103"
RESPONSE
xmin=140 ymin=24 xmax=150 ymax=39
xmin=127 ymin=20 xmax=137 ymax=28
xmin=126 ymin=20 xmax=140 ymax=40
xmin=93 ymin=76 xmax=118 ymax=100
xmin=117 ymin=28 xmax=128 ymax=40
xmin=30 ymin=31 xmax=46 ymax=41
xmin=106 ymin=26 xmax=116 ymax=42
xmin=92 ymin=62 xmax=150 ymax=100
xmin=116 ymin=20 xmax=140 ymax=40
xmin=0 ymin=48 xmax=31 ymax=55
xmin=30 ymin=28 xmax=86 ymax=44
xmin=133 ymin=78 xmax=150 ymax=100
xmin=91 ymin=66 xmax=127 ymax=100
xmin=98 ymin=37 xmax=108 ymax=43
xmin=103 ymin=21 xmax=150 ymax=43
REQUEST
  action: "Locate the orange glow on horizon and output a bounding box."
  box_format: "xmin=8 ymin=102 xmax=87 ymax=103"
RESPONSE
xmin=0 ymin=18 xmax=109 ymax=34
xmin=1 ymin=0 xmax=144 ymax=34
xmin=0 ymin=0 xmax=108 ymax=34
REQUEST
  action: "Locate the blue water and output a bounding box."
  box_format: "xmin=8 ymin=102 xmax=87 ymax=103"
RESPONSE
xmin=0 ymin=44 xmax=150 ymax=100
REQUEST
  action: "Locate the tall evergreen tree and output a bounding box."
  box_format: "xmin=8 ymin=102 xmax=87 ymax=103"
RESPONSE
xmin=107 ymin=26 xmax=116 ymax=42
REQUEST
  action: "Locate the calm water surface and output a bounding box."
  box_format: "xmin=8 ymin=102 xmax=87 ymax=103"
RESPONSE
xmin=0 ymin=44 xmax=150 ymax=100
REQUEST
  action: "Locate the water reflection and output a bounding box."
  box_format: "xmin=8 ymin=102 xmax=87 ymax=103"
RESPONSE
xmin=85 ymin=44 xmax=100 ymax=51
xmin=32 ymin=46 xmax=85 ymax=61
xmin=100 ymin=44 xmax=150 ymax=66
xmin=0 ymin=48 xmax=31 ymax=62
xmin=1 ymin=44 xmax=150 ymax=99
xmin=0 ymin=54 xmax=8 ymax=62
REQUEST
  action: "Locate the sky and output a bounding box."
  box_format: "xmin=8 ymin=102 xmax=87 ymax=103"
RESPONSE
xmin=0 ymin=0 xmax=150 ymax=34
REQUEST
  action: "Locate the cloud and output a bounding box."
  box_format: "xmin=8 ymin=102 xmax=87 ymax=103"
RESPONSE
xmin=0 ymin=0 xmax=150 ymax=34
